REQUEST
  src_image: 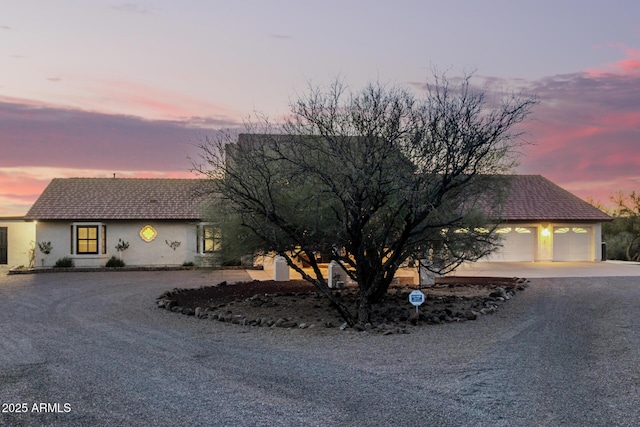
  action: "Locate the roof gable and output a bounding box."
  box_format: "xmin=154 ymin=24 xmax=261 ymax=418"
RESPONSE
xmin=25 ymin=178 xmax=212 ymax=221
xmin=501 ymin=175 xmax=611 ymax=222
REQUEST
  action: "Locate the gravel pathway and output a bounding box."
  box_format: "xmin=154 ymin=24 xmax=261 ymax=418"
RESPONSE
xmin=0 ymin=270 xmax=639 ymax=426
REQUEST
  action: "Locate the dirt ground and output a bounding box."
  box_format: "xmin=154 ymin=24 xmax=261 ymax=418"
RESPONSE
xmin=158 ymin=276 xmax=527 ymax=333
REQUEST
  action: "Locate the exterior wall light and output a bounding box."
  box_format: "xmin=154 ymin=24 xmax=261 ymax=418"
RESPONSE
xmin=541 ymin=227 xmax=550 ymax=237
xmin=140 ymin=225 xmax=157 ymax=242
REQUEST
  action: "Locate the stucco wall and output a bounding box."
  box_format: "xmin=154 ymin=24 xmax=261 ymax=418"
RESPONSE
xmin=35 ymin=220 xmax=200 ymax=268
xmin=106 ymin=221 xmax=199 ymax=267
xmin=0 ymin=219 xmax=36 ymax=268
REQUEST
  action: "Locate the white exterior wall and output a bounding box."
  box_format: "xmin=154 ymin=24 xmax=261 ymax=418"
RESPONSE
xmin=594 ymin=223 xmax=603 ymax=261
xmin=0 ymin=219 xmax=36 ymax=268
xmin=35 ymin=220 xmax=200 ymax=268
xmin=35 ymin=221 xmax=73 ymax=267
xmin=106 ymin=221 xmax=199 ymax=267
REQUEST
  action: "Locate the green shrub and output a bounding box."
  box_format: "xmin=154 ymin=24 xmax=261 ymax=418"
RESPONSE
xmin=182 ymin=261 xmax=195 ymax=267
xmin=54 ymin=257 xmax=74 ymax=268
xmin=106 ymin=256 xmax=125 ymax=268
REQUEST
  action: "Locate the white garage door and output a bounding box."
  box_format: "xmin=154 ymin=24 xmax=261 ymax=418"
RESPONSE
xmin=553 ymin=227 xmax=591 ymax=261
xmin=489 ymin=227 xmax=536 ymax=261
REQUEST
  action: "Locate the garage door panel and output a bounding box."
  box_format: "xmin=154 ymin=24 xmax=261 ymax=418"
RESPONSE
xmin=487 ymin=227 xmax=536 ymax=262
xmin=553 ymin=227 xmax=591 ymax=261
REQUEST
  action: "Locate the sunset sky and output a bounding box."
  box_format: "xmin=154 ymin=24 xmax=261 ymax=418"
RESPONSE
xmin=1 ymin=0 xmax=639 ymax=215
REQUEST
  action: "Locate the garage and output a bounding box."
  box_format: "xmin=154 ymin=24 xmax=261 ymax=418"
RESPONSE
xmin=553 ymin=227 xmax=592 ymax=261
xmin=487 ymin=227 xmax=537 ymax=262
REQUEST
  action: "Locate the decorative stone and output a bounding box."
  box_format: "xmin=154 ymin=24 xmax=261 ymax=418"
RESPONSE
xmin=490 ymin=287 xmax=507 ymax=299
xmin=353 ymin=323 xmax=365 ymax=331
xmin=279 ymin=320 xmax=298 ymax=328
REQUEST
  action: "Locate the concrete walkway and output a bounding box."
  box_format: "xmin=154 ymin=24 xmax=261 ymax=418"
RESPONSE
xmin=250 ymin=261 xmax=640 ymax=283
xmin=451 ymin=260 xmax=640 ymax=278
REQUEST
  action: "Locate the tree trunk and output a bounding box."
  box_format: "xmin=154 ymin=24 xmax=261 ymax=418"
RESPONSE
xmin=357 ymin=297 xmax=372 ymax=325
xmin=282 ymin=253 xmax=357 ymax=326
xmin=370 ymin=280 xmax=391 ymax=303
xmin=626 ymin=235 xmax=640 ymax=261
xmin=325 ymin=291 xmax=356 ymax=326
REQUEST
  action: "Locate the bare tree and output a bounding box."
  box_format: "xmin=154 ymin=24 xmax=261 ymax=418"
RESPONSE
xmin=194 ymin=74 xmax=537 ymax=326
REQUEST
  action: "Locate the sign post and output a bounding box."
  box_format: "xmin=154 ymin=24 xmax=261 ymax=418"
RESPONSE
xmin=409 ymin=290 xmax=425 ymax=317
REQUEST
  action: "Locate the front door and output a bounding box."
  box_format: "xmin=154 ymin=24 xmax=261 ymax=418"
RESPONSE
xmin=0 ymin=227 xmax=7 ymax=264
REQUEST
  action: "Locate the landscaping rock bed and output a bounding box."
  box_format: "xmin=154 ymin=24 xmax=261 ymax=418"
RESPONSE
xmin=157 ymin=277 xmax=528 ymax=334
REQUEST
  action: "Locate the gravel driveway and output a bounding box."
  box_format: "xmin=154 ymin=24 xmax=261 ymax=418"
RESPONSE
xmin=1 ymin=269 xmax=639 ymax=426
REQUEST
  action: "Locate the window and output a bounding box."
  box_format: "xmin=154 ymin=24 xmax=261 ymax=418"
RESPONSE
xmin=201 ymin=225 xmax=221 ymax=253
xmin=72 ymin=223 xmax=106 ymax=255
xmin=515 ymin=227 xmax=532 ymax=234
xmin=77 ymin=226 xmax=99 ymax=254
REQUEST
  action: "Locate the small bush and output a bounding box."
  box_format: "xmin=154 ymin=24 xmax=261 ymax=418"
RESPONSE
xmin=54 ymin=257 xmax=74 ymax=268
xmin=182 ymin=261 xmax=195 ymax=267
xmin=106 ymin=256 xmax=125 ymax=268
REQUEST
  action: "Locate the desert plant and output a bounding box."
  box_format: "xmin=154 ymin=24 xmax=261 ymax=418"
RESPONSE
xmin=106 ymin=256 xmax=126 ymax=268
xmin=54 ymin=257 xmax=74 ymax=268
xmin=38 ymin=241 xmax=52 ymax=255
xmin=165 ymin=240 xmax=181 ymax=251
xmin=115 ymin=238 xmax=130 ymax=260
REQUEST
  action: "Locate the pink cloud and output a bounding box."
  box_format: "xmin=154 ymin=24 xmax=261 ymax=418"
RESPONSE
xmin=0 ymin=99 xmax=240 ymax=215
xmin=597 ymin=111 xmax=640 ymax=128
xmin=613 ymin=58 xmax=640 ymax=73
xmin=586 ymin=43 xmax=640 ymax=76
xmin=516 ymin=58 xmax=640 ymax=206
xmin=91 ymin=80 xmax=241 ymax=124
xmin=0 ymin=98 xmax=241 ymax=170
xmin=0 ymin=168 xmax=55 ymax=216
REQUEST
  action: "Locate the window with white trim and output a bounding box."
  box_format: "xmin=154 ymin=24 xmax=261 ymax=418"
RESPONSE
xmin=72 ymin=224 xmax=107 ymax=255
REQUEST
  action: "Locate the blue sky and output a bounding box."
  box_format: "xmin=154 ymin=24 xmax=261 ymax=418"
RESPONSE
xmin=1 ymin=0 xmax=640 ymax=214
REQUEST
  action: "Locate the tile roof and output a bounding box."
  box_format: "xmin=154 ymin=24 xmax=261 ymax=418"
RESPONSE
xmin=501 ymin=175 xmax=611 ymax=222
xmin=24 ymin=175 xmax=610 ymax=223
xmin=25 ymin=178 xmax=213 ymax=221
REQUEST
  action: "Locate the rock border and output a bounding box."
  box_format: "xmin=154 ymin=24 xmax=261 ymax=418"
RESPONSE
xmin=157 ymin=278 xmax=529 ymax=334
